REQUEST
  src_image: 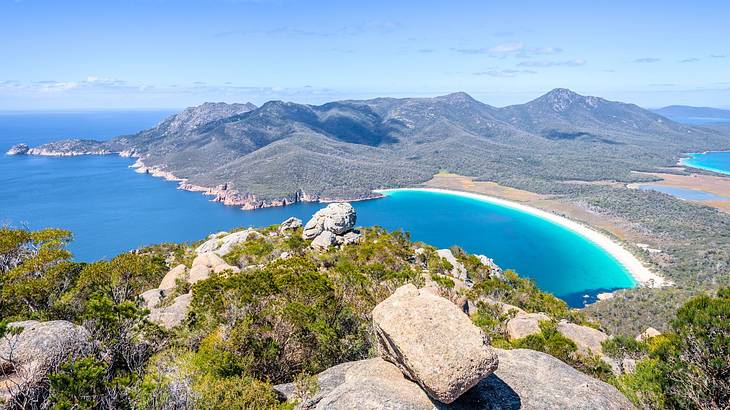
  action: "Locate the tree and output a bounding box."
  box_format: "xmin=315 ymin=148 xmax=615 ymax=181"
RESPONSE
xmin=656 ymin=288 xmax=730 ymax=409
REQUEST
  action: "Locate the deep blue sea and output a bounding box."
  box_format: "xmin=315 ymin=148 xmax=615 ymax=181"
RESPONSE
xmin=681 ymin=151 xmax=730 ymax=175
xmin=0 ymin=111 xmax=636 ymax=306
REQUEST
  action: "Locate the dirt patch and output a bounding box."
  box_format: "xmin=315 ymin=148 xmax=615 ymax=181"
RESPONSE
xmin=423 ymin=173 xmax=545 ymax=202
xmin=630 ymin=171 xmax=730 ymax=213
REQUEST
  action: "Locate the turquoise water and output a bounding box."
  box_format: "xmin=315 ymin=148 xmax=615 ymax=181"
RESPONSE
xmin=0 ymin=111 xmax=636 ymax=306
xmin=639 ymin=184 xmax=730 ymax=201
xmin=681 ymin=151 xmax=730 ymax=175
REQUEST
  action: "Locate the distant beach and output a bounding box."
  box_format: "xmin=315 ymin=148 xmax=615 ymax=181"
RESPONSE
xmin=377 ymin=187 xmax=667 ymax=288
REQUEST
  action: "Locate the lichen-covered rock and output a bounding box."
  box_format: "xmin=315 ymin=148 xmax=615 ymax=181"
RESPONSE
xmin=636 ymin=327 xmax=661 ymax=342
xmin=337 ymin=230 xmax=363 ymax=245
xmin=140 ymin=288 xmax=163 ymax=309
xmin=187 ymin=252 xmax=239 ymax=284
xmin=556 ymin=320 xmax=608 ymax=356
xmin=302 ymin=203 xmax=356 ymax=239
xmin=276 ymin=358 xmax=434 ymax=410
xmin=437 ymin=249 xmax=468 ymax=281
xmin=148 ymin=293 xmax=192 ymax=330
xmin=195 ymin=229 xmax=259 ymax=255
xmin=506 ymin=312 xmax=550 ymax=340
xmin=159 ymin=264 xmax=187 ymax=290
xmin=276 ymin=349 xmax=634 ymax=409
xmin=372 ymin=284 xmax=498 ymax=404
xmin=1 ymin=320 xmax=91 ymax=402
xmin=311 ymin=231 xmax=336 ymax=250
xmin=279 ymin=217 xmax=303 ymax=233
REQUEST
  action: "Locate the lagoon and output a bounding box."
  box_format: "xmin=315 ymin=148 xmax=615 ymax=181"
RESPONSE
xmin=0 ymin=111 xmax=638 ymax=306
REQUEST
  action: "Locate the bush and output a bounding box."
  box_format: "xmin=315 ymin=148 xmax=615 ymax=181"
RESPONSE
xmin=654 ymin=288 xmax=730 ymax=409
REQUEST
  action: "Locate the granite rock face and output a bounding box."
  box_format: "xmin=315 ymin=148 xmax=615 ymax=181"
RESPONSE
xmin=279 ymin=217 xmax=303 ymax=233
xmin=636 ymin=327 xmax=661 ymax=342
xmin=187 ymin=252 xmax=239 ymax=285
xmin=302 ymin=203 xmax=356 ymax=239
xmin=275 ymin=348 xmax=634 ymax=409
xmin=372 ymin=284 xmax=498 ymax=403
xmin=195 ymin=229 xmax=259 ymax=256
xmin=1 ymin=321 xmax=91 ymax=402
xmin=148 ymin=293 xmax=192 ymax=330
xmin=506 ymin=312 xmax=550 ymax=340
xmin=311 ymin=231 xmax=337 ymax=250
xmin=436 ymin=249 xmax=468 ymax=281
xmin=159 ymin=264 xmax=187 ymax=291
xmin=556 ymin=320 xmax=609 ymax=356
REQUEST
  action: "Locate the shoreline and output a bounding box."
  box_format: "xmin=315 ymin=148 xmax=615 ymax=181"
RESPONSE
xmin=376 ymin=187 xmax=667 ymax=289
xmin=128 ymin=157 xmax=384 ymax=209
xmin=678 ymin=151 xmax=730 ymax=176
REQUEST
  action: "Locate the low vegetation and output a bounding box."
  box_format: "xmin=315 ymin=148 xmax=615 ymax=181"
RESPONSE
xmin=1 ymin=225 xmax=728 ymax=409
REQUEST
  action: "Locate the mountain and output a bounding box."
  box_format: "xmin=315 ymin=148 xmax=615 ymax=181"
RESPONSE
xmin=651 ymin=105 xmax=730 ymax=124
xmin=16 ymin=89 xmax=730 ymax=208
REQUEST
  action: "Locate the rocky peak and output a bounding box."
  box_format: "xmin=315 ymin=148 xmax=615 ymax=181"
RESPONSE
xmin=436 ymin=91 xmax=479 ymax=105
xmin=535 ymin=88 xmax=603 ymax=112
xmin=155 ymin=101 xmax=256 ymax=135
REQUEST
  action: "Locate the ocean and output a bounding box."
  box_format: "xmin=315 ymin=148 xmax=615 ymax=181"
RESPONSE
xmin=680 ymin=151 xmax=730 ymax=175
xmin=0 ymin=111 xmax=636 ymax=306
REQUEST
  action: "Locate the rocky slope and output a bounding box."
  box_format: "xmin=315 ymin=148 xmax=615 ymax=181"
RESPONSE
xmin=10 ymin=90 xmax=729 ymax=209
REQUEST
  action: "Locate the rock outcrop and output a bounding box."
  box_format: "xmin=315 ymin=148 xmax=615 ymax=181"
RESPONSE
xmin=556 ymin=320 xmax=609 ymax=356
xmin=506 ymin=312 xmax=550 ymax=340
xmin=279 ymin=217 xmax=302 ymax=233
xmin=437 ymin=249 xmax=468 ymax=281
xmin=195 ymin=229 xmax=259 ymax=256
xmin=141 ymin=254 xmax=236 ymax=329
xmin=311 ymin=231 xmax=336 ymax=250
xmin=636 ymin=327 xmax=661 ymax=342
xmin=275 ymin=348 xmax=634 ymax=409
xmin=5 ymin=144 xmax=29 ymax=155
xmin=188 ymin=252 xmax=239 ymax=285
xmin=148 ymin=293 xmax=192 ymax=330
xmin=159 ymin=264 xmax=187 ymax=291
xmin=302 ymin=203 xmax=357 ymax=240
xmin=1 ymin=321 xmax=90 ymax=402
xmin=302 ymin=203 xmax=360 ymax=249
xmin=372 ymin=284 xmax=498 ymax=403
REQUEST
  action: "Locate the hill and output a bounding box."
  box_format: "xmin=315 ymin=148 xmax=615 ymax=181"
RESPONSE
xmin=652 ymin=105 xmax=730 ymax=124
xmin=16 ymin=89 xmax=730 ymax=208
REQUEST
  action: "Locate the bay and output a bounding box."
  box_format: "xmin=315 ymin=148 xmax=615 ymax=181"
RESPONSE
xmin=0 ymin=111 xmax=637 ymax=306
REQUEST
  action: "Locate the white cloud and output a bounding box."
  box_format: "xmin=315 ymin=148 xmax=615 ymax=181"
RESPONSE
xmin=487 ymin=42 xmax=524 ymax=53
xmin=518 ymin=59 xmax=586 ymax=67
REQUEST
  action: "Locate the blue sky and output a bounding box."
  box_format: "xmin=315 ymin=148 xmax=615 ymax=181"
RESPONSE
xmin=1 ymin=0 xmax=728 ymax=109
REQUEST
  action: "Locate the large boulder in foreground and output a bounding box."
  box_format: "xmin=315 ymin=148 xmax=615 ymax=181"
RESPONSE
xmin=1 ymin=320 xmax=90 ymax=401
xmin=302 ymin=203 xmax=356 ymax=239
xmin=275 ymin=349 xmax=633 ymax=409
xmin=372 ymin=284 xmax=498 ymax=404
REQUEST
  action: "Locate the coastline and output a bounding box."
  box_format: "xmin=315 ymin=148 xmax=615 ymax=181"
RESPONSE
xmin=376 ymin=187 xmax=667 ymax=289
xmin=678 ymin=151 xmax=730 ymax=176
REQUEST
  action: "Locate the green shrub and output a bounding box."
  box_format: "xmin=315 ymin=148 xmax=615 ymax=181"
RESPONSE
xmin=48 ymin=356 xmax=108 ymax=410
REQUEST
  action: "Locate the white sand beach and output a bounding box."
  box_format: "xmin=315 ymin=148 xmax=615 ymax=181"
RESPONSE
xmin=376 ymin=187 xmax=667 ymax=288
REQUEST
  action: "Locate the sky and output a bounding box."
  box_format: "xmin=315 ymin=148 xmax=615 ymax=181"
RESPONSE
xmin=1 ymin=0 xmax=729 ymax=110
